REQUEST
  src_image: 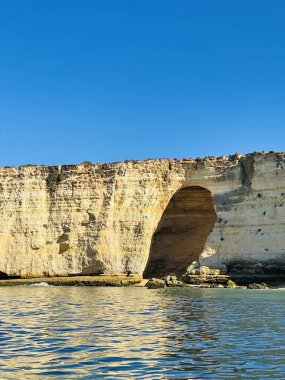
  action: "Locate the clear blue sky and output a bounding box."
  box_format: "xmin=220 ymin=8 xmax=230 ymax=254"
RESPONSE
xmin=0 ymin=0 xmax=284 ymax=166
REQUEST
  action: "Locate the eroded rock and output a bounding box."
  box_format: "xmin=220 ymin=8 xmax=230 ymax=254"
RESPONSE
xmin=186 ymin=262 xmax=227 ymax=276
xmin=0 ymin=152 xmax=284 ymax=278
xmin=164 ymin=275 xmax=183 ymax=287
xmin=247 ymin=282 xmax=269 ymax=289
xmin=146 ymin=278 xmax=166 ymax=289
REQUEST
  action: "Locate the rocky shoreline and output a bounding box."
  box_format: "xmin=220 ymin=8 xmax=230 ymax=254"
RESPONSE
xmin=0 ymin=274 xmax=284 ymax=289
xmin=147 ymin=273 xmax=285 ymax=289
xmin=0 ymin=275 xmax=142 ymax=287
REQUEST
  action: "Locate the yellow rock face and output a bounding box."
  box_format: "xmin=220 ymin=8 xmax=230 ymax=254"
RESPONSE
xmin=0 ymin=152 xmax=284 ymax=278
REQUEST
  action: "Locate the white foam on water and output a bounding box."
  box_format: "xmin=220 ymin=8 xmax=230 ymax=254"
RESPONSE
xmin=28 ymin=282 xmax=52 ymax=287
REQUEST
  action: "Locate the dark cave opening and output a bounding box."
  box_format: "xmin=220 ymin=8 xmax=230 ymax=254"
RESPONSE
xmin=143 ymin=186 xmax=217 ymax=278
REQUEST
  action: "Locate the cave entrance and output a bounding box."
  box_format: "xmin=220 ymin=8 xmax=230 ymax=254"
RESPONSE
xmin=143 ymin=186 xmax=217 ymax=278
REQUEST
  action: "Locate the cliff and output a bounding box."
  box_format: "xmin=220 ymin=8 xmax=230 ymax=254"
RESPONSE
xmin=0 ymin=151 xmax=284 ymax=278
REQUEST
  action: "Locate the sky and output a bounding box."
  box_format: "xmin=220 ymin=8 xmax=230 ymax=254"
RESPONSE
xmin=0 ymin=0 xmax=284 ymax=166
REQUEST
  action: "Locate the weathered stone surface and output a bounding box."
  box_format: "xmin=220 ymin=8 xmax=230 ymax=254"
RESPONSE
xmin=181 ymin=274 xmax=230 ymax=285
xmin=164 ymin=275 xmax=184 ymax=287
xmin=186 ymin=263 xmax=228 ymax=276
xmin=0 ymin=151 xmax=284 ymax=278
xmin=146 ymin=278 xmax=166 ymax=289
xmin=247 ymin=282 xmax=269 ymax=289
xmin=0 ymin=275 xmax=142 ymax=287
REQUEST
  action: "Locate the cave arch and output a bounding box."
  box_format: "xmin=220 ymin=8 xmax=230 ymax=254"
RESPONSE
xmin=144 ymin=186 xmax=217 ymax=278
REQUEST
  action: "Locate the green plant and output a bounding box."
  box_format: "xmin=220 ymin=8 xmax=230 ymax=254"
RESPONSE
xmin=80 ymin=161 xmax=93 ymax=165
xmin=227 ymin=280 xmax=236 ymax=288
xmin=46 ymin=169 xmax=67 ymax=190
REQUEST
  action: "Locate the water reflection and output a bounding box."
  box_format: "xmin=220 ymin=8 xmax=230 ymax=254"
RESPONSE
xmin=0 ymin=287 xmax=284 ymax=379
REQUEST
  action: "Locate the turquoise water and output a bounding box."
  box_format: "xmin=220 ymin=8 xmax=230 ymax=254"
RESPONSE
xmin=0 ymin=286 xmax=285 ymax=379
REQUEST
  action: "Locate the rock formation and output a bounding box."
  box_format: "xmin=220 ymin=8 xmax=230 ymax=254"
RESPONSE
xmin=0 ymin=151 xmax=284 ymax=278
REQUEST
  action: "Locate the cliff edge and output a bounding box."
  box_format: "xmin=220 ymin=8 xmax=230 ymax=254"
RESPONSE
xmin=0 ymin=151 xmax=284 ymax=278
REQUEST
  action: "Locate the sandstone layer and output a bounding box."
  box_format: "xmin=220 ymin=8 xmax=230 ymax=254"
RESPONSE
xmin=0 ymin=151 xmax=284 ymax=278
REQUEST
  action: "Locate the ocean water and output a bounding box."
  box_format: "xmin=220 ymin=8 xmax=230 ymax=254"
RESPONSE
xmin=0 ymin=286 xmax=284 ymax=379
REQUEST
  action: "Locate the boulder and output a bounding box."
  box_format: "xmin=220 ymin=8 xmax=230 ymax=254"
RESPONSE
xmin=199 ymin=266 xmax=220 ymax=275
xmin=146 ymin=278 xmax=166 ymax=289
xmin=247 ymin=282 xmax=269 ymax=289
xmin=163 ymin=275 xmax=183 ymax=287
xmin=181 ymin=273 xmax=229 ymax=286
xmin=187 ymin=261 xmax=200 ymax=275
xmin=167 ymin=279 xmax=183 ymax=287
xmin=186 ymin=262 xmax=227 ymax=276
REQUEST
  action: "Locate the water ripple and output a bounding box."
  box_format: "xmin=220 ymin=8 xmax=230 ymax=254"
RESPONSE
xmin=0 ymin=287 xmax=284 ymax=379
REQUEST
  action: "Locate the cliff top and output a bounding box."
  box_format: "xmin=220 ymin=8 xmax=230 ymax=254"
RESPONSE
xmin=1 ymin=150 xmax=284 ymax=171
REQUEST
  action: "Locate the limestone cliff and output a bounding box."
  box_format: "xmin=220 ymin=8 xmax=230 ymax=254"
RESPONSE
xmin=0 ymin=151 xmax=284 ymax=278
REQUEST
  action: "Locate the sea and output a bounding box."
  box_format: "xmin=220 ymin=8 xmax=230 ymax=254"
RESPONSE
xmin=0 ymin=286 xmax=284 ymax=379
